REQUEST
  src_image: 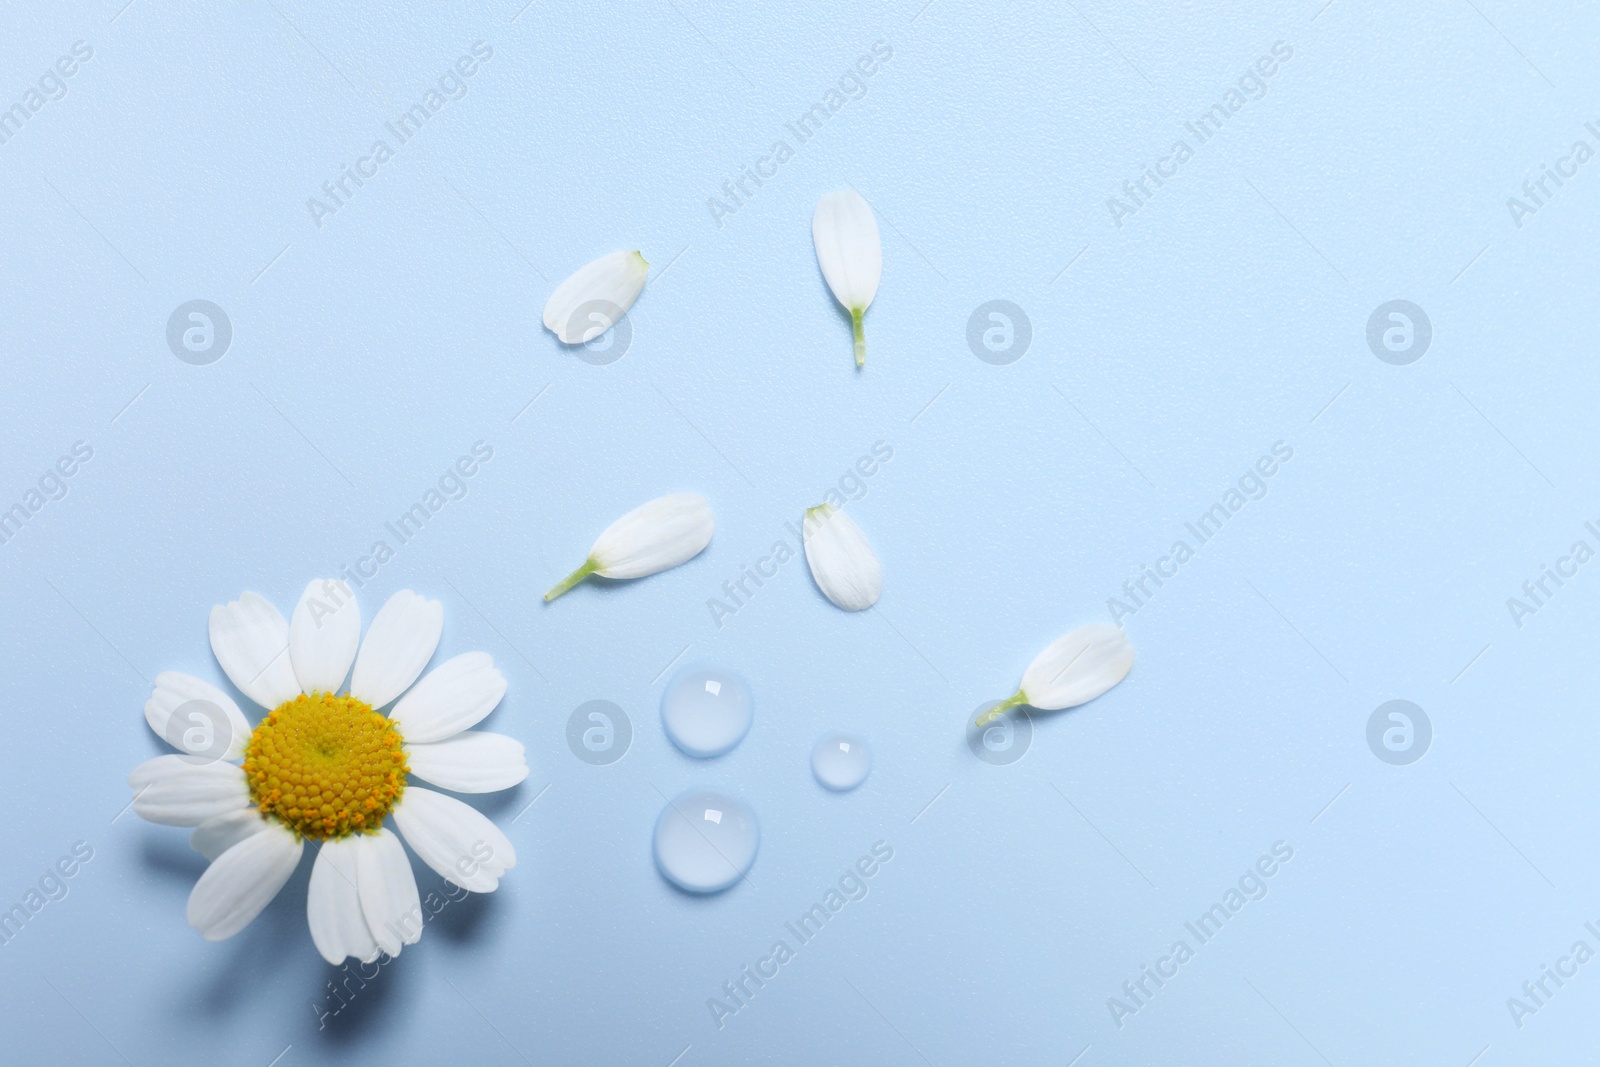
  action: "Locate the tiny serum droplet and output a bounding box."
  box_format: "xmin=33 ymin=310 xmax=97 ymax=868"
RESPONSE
xmin=812 ymin=732 xmax=871 ymax=791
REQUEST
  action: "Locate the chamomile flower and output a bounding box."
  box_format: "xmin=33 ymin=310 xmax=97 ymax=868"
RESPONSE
xmin=129 ymin=580 xmax=527 ymax=964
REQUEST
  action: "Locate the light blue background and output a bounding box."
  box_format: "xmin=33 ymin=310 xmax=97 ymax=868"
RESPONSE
xmin=2 ymin=0 xmax=1597 ymax=1063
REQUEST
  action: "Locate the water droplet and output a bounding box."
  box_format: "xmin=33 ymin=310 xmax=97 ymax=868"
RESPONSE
xmin=812 ymin=732 xmax=871 ymax=791
xmin=652 ymin=789 xmax=759 ymax=893
xmin=661 ymin=667 xmax=752 ymax=758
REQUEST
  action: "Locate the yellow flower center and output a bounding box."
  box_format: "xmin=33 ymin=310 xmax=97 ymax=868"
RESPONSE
xmin=243 ymin=692 xmax=408 ymax=841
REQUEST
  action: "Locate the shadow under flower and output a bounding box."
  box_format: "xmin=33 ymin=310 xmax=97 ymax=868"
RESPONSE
xmin=310 ymin=867 xmax=498 ymax=1044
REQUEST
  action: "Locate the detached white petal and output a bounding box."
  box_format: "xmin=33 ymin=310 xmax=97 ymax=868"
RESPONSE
xmin=812 ymin=188 xmax=881 ymax=366
xmin=542 ymin=250 xmax=649 ymax=344
xmin=545 ymin=493 xmax=714 ymax=601
xmin=976 ymin=624 xmax=1135 ymax=726
xmin=802 ymin=503 xmax=881 ymax=611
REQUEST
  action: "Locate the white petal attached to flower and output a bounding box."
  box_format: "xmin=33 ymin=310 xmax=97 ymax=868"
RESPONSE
xmin=354 ymin=828 xmax=423 ymax=958
xmin=129 ymin=756 xmax=249 ymax=826
xmin=392 ymin=787 xmax=516 ymax=893
xmin=545 ymin=492 xmax=714 ymax=601
xmin=389 ymin=652 xmax=507 ymax=743
xmin=289 ymin=578 xmax=360 ymax=695
xmin=350 ymin=590 xmax=443 ymax=709
xmin=187 ymin=823 xmax=303 ymax=942
xmin=190 ymin=808 xmax=268 ymax=862
xmin=802 ymin=503 xmax=881 ymax=611
xmin=407 ymin=731 xmax=529 ymax=793
xmin=307 ymin=836 xmax=380 ymax=966
xmin=976 ymin=624 xmax=1135 ymax=726
xmin=144 ymin=672 xmax=252 ymax=763
xmin=542 ymin=250 xmax=649 ymax=344
xmin=209 ymin=592 xmax=299 ymax=710
xmin=813 ymin=188 xmax=881 ymax=366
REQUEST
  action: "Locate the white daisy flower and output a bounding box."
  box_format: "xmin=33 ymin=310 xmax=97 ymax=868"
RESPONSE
xmin=128 ymin=580 xmax=527 ymax=964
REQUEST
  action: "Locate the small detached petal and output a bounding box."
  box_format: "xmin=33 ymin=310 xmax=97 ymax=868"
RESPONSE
xmin=545 ymin=492 xmax=714 ymax=601
xmin=802 ymin=503 xmax=881 ymax=611
xmin=812 ymin=188 xmax=882 ymax=367
xmin=976 ymin=624 xmax=1134 ymax=726
xmin=542 ymin=250 xmax=649 ymax=345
